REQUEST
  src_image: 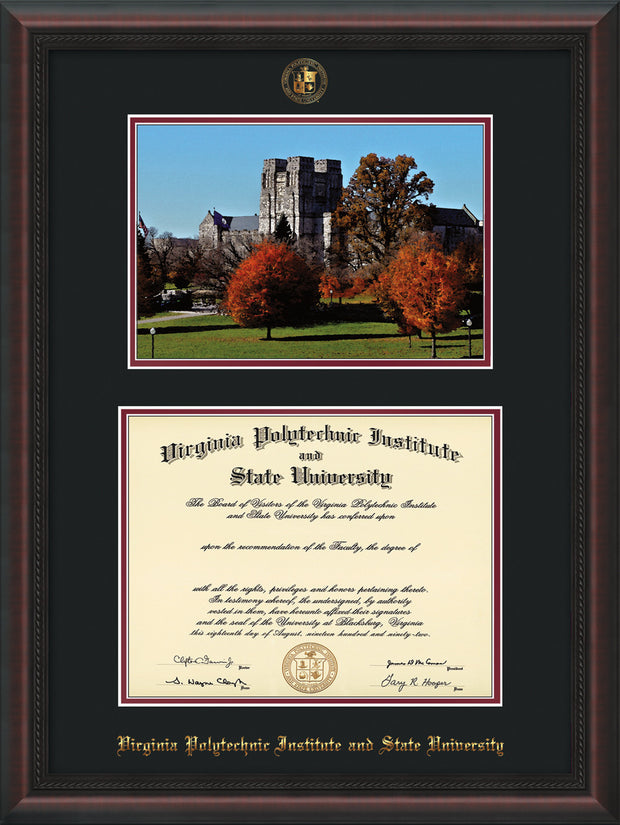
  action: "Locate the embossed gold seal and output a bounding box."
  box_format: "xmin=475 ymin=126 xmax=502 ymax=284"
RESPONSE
xmin=281 ymin=58 xmax=328 ymax=105
xmin=282 ymin=643 xmax=337 ymax=693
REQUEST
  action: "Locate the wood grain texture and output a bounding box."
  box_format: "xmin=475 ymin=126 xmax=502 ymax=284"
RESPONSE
xmin=1 ymin=1 xmax=617 ymax=821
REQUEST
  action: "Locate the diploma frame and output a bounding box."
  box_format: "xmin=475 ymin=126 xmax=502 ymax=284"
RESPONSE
xmin=1 ymin=1 xmax=618 ymax=822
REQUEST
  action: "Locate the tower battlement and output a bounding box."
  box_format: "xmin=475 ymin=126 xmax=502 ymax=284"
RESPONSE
xmin=258 ymin=156 xmax=343 ymax=242
xmin=314 ymin=158 xmax=341 ymax=173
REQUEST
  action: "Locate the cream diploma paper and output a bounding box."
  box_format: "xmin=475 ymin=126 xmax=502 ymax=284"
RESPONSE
xmin=120 ymin=409 xmax=500 ymax=705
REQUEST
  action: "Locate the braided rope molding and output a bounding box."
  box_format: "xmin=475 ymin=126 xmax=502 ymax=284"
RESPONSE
xmin=32 ymin=31 xmax=581 ymax=48
xmin=33 ymin=31 xmax=49 ymax=792
xmin=34 ymin=772 xmax=581 ymax=792
xmin=571 ymin=32 xmax=587 ymax=796
xmin=32 ymin=30 xmax=587 ymax=793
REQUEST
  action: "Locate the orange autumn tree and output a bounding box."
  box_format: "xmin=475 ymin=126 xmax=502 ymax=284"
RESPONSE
xmin=373 ymin=275 xmax=421 ymax=346
xmin=224 ymin=240 xmax=320 ymax=340
xmin=452 ymin=235 xmax=484 ymax=319
xmin=332 ymin=153 xmax=434 ymax=267
xmin=318 ymin=270 xmax=366 ymax=303
xmin=378 ymin=235 xmax=466 ymax=358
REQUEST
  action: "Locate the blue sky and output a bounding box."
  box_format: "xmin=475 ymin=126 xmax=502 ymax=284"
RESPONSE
xmin=136 ymin=122 xmax=484 ymax=238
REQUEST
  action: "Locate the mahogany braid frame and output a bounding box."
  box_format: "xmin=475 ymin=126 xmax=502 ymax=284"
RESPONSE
xmin=0 ymin=2 xmax=618 ymax=822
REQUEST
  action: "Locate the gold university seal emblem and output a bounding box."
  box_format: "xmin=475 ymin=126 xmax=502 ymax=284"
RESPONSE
xmin=281 ymin=58 xmax=328 ymax=105
xmin=282 ymin=643 xmax=337 ymax=693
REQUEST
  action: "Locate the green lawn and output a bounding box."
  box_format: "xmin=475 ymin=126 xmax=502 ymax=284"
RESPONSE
xmin=136 ymin=311 xmax=483 ymax=360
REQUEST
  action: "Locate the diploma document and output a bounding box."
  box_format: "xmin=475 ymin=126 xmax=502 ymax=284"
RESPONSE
xmin=119 ymin=408 xmax=501 ymax=706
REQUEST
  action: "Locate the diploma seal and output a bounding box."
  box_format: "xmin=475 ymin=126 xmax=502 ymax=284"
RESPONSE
xmin=281 ymin=58 xmax=328 ymax=105
xmin=282 ymin=643 xmax=338 ymax=693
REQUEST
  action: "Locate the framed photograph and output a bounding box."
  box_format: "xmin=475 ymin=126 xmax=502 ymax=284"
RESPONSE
xmin=1 ymin=2 xmax=618 ymax=823
xmin=129 ymin=115 xmax=492 ymax=368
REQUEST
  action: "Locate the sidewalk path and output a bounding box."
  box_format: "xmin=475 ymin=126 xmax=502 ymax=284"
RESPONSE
xmin=137 ymin=311 xmax=216 ymax=324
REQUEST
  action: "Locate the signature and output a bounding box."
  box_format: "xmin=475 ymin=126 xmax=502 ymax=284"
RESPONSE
xmin=173 ymin=654 xmax=249 ymax=669
xmin=381 ymin=673 xmax=411 ymax=692
xmin=164 ymin=675 xmax=251 ymax=690
xmin=380 ymin=673 xmax=452 ymax=692
xmin=217 ymin=677 xmax=251 ymax=691
xmin=386 ymin=657 xmax=449 ymax=669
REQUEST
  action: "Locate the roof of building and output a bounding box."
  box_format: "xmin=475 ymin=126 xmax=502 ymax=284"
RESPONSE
xmin=432 ymin=206 xmax=480 ymax=227
xmin=230 ymin=215 xmax=259 ymax=231
xmin=201 ymin=206 xmax=479 ymax=233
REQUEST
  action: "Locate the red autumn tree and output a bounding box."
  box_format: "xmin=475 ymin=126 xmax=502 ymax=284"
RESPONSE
xmin=224 ymin=240 xmax=320 ymax=340
xmin=319 ymin=270 xmax=345 ymax=302
xmin=378 ymin=235 xmax=466 ymax=357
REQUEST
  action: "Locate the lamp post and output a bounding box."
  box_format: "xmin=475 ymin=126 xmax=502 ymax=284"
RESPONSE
xmin=150 ymin=327 xmax=156 ymax=358
xmin=465 ymin=317 xmax=473 ymax=357
xmin=329 ymin=289 xmax=333 ymax=304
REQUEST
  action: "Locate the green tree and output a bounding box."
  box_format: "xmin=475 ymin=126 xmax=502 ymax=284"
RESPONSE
xmin=224 ymin=241 xmax=319 ymax=340
xmin=273 ymin=214 xmax=294 ymax=245
xmin=333 ymin=153 xmax=434 ymax=267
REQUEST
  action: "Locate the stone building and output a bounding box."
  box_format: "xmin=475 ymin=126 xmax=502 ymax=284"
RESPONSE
xmin=430 ymin=204 xmax=483 ymax=252
xmin=199 ymin=156 xmax=343 ymax=263
xmin=198 ymin=155 xmax=482 ymax=263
